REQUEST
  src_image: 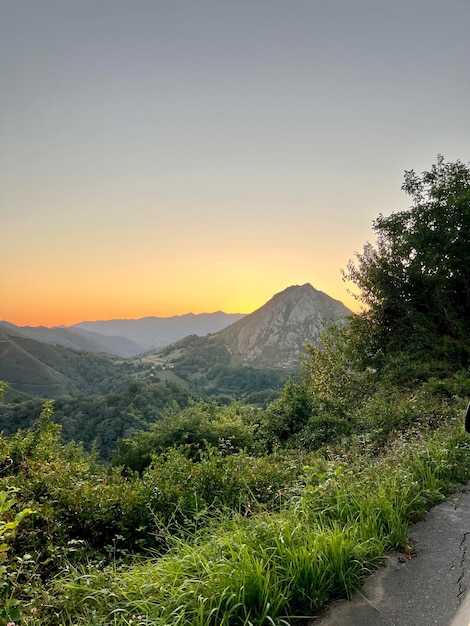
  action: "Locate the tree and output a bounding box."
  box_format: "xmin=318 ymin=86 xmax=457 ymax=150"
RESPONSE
xmin=0 ymin=382 xmax=7 ymax=404
xmin=344 ymin=156 xmax=470 ymax=366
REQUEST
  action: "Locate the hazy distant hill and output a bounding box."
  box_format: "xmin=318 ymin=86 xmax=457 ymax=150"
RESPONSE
xmin=0 ymin=326 xmax=148 ymax=399
xmin=0 ymin=322 xmax=142 ymax=358
xmin=149 ymin=284 xmax=353 ymax=397
xmin=73 ymin=312 xmax=245 ymax=354
xmin=0 ymin=312 xmax=245 ymax=358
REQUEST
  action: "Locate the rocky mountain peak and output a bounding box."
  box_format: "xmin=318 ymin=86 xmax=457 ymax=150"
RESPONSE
xmin=219 ymin=283 xmax=352 ymax=369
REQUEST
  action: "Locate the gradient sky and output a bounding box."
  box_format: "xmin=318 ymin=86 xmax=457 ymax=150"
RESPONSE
xmin=1 ymin=0 xmax=469 ymax=326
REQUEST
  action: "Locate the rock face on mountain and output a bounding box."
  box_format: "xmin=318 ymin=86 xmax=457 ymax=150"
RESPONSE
xmin=218 ymin=284 xmax=352 ymax=369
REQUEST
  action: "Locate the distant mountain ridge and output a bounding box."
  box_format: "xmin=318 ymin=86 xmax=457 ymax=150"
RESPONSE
xmin=0 ymin=322 xmax=142 ymax=358
xmin=73 ymin=312 xmax=245 ymax=353
xmin=1 ymin=312 xmax=245 ymax=357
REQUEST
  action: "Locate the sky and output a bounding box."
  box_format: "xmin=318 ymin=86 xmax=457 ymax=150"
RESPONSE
xmin=1 ymin=0 xmax=469 ymax=327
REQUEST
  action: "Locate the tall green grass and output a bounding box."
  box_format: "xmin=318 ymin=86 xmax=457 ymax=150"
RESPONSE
xmin=36 ymin=414 xmax=470 ymax=626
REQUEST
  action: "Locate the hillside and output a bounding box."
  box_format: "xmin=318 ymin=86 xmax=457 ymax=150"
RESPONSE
xmin=0 ymin=326 xmax=150 ymax=399
xmin=0 ymin=380 xmax=195 ymax=459
xmin=0 ymin=321 xmax=142 ymax=357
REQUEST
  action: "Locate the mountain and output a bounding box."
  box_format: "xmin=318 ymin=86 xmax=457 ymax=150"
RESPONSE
xmin=72 ymin=312 xmax=245 ymax=354
xmin=219 ymin=283 xmax=352 ymax=368
xmin=149 ymin=284 xmax=353 ymax=396
xmin=0 ymin=285 xmax=352 ymax=401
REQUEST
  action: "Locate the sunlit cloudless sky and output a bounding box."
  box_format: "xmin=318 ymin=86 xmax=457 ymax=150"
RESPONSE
xmin=1 ymin=0 xmax=469 ymax=326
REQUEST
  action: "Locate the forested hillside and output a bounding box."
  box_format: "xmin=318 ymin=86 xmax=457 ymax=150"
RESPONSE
xmin=0 ymin=326 xmax=153 ymax=399
xmin=1 ymin=157 xmax=469 ymax=626
xmin=153 ymin=332 xmax=289 ymax=401
xmin=0 ymin=381 xmax=195 ymax=460
xmin=0 ymin=321 xmax=144 ymax=358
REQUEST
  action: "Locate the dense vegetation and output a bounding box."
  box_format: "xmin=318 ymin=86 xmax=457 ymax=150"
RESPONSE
xmin=0 ymin=381 xmax=195 ymax=461
xmin=0 ymin=374 xmax=283 ymax=462
xmin=344 ymin=155 xmax=470 ymax=375
xmin=1 ymin=156 xmax=469 ymax=625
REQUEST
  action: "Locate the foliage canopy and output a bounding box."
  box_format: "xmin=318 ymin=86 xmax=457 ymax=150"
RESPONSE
xmin=344 ymin=156 xmax=470 ymax=367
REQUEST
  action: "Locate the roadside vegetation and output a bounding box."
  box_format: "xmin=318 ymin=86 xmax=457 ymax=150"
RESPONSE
xmin=1 ymin=156 xmax=469 ymax=625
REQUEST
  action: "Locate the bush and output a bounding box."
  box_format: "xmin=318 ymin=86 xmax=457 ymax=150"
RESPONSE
xmin=113 ymin=401 xmax=257 ymax=471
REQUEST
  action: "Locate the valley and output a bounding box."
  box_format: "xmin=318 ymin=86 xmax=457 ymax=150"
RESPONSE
xmin=0 ymin=284 xmax=348 ymax=458
xmin=0 ymin=284 xmax=351 ymax=400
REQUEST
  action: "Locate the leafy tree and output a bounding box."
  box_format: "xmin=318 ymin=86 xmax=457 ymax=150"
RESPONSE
xmin=302 ymin=321 xmax=378 ymax=409
xmin=0 ymin=382 xmax=7 ymax=404
xmin=260 ymin=377 xmax=319 ymax=447
xmin=344 ymin=156 xmax=470 ymax=367
xmin=259 ymin=351 xmax=360 ymax=453
xmin=260 ymin=157 xmax=470 ymax=449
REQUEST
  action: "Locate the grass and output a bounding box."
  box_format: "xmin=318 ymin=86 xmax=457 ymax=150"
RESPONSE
xmin=27 ymin=410 xmax=470 ymax=626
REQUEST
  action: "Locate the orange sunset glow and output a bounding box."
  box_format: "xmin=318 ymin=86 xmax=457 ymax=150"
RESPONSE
xmin=1 ymin=2 xmax=468 ymax=329
xmin=3 ymin=233 xmax=362 ymax=327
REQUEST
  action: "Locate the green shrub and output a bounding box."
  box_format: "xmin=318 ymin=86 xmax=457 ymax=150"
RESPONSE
xmin=113 ymin=401 xmax=257 ymax=472
xmin=0 ymin=489 xmax=35 ymax=626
